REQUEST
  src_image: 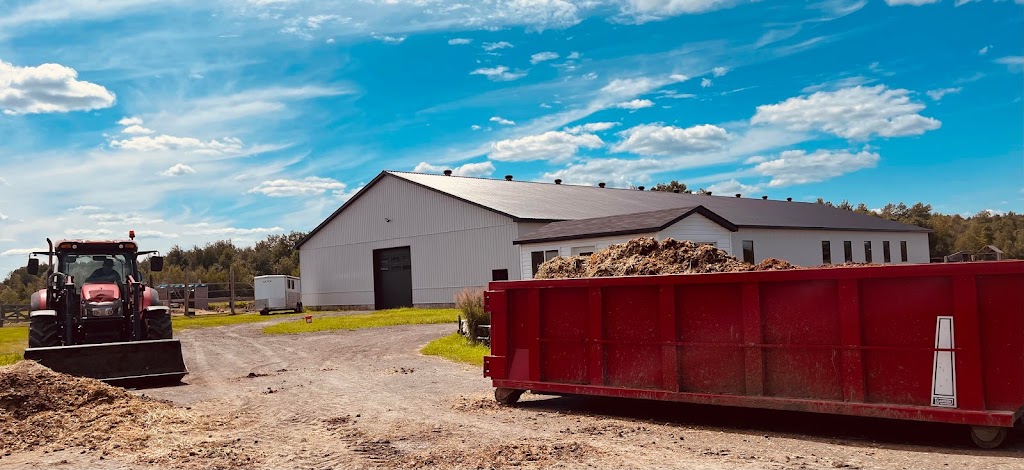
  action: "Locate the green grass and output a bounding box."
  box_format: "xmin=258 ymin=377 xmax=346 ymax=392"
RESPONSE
xmin=263 ymin=308 xmax=459 ymax=335
xmin=0 ymin=325 xmax=28 ymax=365
xmin=421 ymin=333 xmax=490 ymax=366
xmin=173 ymin=311 xmax=305 ymax=331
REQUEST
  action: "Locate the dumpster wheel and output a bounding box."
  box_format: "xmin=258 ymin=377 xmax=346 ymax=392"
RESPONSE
xmin=970 ymin=425 xmax=1008 ymax=449
xmin=494 ymin=388 xmax=524 ymax=405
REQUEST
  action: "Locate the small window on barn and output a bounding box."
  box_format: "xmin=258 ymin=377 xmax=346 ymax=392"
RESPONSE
xmin=864 ymin=241 xmax=873 ymax=263
xmin=844 ymin=241 xmax=853 ymax=263
xmin=571 ymin=246 xmax=595 ymax=257
xmin=545 ymin=250 xmax=559 ymax=261
xmin=492 ymin=269 xmax=509 ymax=281
xmin=883 ymin=241 xmax=891 ymax=263
xmin=530 ymin=251 xmax=545 ymax=276
xmin=901 ymin=241 xmax=908 ymax=262
xmin=821 ymin=241 xmax=831 ymax=264
xmin=742 ymin=240 xmax=754 ymax=264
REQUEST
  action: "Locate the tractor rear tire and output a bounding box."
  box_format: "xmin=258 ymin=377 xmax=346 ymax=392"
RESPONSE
xmin=28 ymin=315 xmax=60 ymax=348
xmin=146 ymin=312 xmax=173 ymax=340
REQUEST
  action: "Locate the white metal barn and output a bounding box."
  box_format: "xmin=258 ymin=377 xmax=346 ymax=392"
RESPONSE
xmin=296 ymin=171 xmax=931 ymax=310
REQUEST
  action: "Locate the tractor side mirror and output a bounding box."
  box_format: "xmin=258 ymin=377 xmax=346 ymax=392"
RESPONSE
xmin=27 ymin=258 xmax=39 ymax=276
xmin=150 ymin=256 xmax=164 ymax=272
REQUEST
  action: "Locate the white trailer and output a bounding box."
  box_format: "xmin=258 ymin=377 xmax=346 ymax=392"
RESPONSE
xmin=254 ymin=275 xmax=302 ymax=315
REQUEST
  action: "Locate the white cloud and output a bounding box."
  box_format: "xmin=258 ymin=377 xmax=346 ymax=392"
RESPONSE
xmin=470 ymin=66 xmax=527 ymax=81
xmin=564 ymin=122 xmax=620 ymax=134
xmin=582 ymin=72 xmax=598 ymax=80
xmin=1 ymin=248 xmax=46 ymax=256
xmin=133 ymin=230 xmax=179 ymax=239
xmin=541 ymin=157 xmax=664 ymax=187
xmin=118 ymin=116 xmax=143 ymax=126
xmin=89 ymin=214 xmax=164 ymax=225
xmin=248 ymin=176 xmax=347 ymax=197
xmin=413 ymin=161 xmax=496 ymax=177
xmin=0 ymin=211 xmax=7 ymax=221
xmin=711 ymin=66 xmax=728 ymax=77
xmin=306 ymin=14 xmax=341 ymax=29
xmin=448 ymin=38 xmax=472 ymax=45
xmin=611 ymin=124 xmax=731 ymax=156
xmin=615 ymin=99 xmax=654 ymax=110
xmin=700 ymin=78 xmax=713 ymax=88
xmin=0 ymin=59 xmax=116 ymax=115
xmin=326 ymin=38 xmax=335 ymax=44
xmin=996 ymin=56 xmax=1024 ymax=71
xmin=884 ymin=0 xmax=939 ymax=5
xmin=109 ymin=135 xmax=247 ymax=156
xmin=471 ymin=124 xmax=482 ymax=130
xmin=618 ymin=0 xmax=742 ymax=23
xmin=195 ymin=227 xmax=284 ymax=236
xmin=801 ymin=76 xmax=876 ymax=93
xmin=567 ymin=52 xmax=580 ymax=59
xmin=489 ymin=116 xmax=515 ymax=125
xmin=530 ymin=51 xmax=560 ymax=64
xmin=489 ymin=131 xmax=603 ymax=162
xmin=751 ymin=85 xmax=941 ymax=140
xmin=926 ymin=87 xmax=962 ymax=101
xmin=160 ymin=163 xmax=197 ymax=177
xmin=371 ymin=33 xmax=407 ymax=44
xmin=122 ymin=124 xmax=154 ymax=135
xmin=979 ymin=45 xmax=991 ymax=55
xmin=706 ymin=179 xmax=762 ymax=195
xmin=65 ymin=229 xmax=114 ymax=237
xmin=482 ymin=41 xmax=514 ymax=51
xmin=68 ymin=205 xmax=102 ymax=212
xmin=752 ymin=149 xmax=880 ymax=187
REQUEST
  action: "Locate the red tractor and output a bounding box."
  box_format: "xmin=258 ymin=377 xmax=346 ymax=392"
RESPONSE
xmin=23 ymin=233 xmax=188 ymax=385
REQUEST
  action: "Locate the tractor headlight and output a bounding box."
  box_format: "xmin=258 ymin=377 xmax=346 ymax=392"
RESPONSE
xmin=86 ymin=302 xmax=120 ymax=317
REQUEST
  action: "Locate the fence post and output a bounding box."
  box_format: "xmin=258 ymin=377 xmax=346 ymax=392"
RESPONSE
xmin=0 ymin=300 xmax=5 ymax=327
xmin=184 ymin=277 xmax=192 ymax=317
xmin=229 ymin=266 xmax=236 ymax=315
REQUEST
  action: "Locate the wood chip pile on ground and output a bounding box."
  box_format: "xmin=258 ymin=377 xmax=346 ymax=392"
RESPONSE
xmin=0 ymin=361 xmax=259 ymax=469
xmin=534 ymin=238 xmax=797 ymax=279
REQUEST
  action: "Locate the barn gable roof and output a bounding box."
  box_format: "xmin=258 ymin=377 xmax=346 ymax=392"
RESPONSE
xmin=512 ymin=206 xmax=737 ymax=245
xmin=295 ymin=171 xmax=929 ymax=248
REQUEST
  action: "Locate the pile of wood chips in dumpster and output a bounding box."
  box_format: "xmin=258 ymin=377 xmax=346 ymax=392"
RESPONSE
xmin=534 ymin=237 xmax=796 ymax=279
xmin=0 ymin=360 xmax=258 ymax=469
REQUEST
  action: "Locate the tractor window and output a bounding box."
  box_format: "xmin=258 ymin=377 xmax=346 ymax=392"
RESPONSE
xmin=63 ymin=254 xmax=130 ymax=290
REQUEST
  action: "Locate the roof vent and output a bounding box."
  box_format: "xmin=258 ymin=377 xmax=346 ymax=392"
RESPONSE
xmin=443 ymin=169 xmax=453 ymax=176
xmin=504 ymin=174 xmax=513 ymax=181
xmin=787 ymin=197 xmax=793 ymax=202
xmin=637 ymin=186 xmax=645 ymax=191
xmin=598 ymin=182 xmax=606 ymax=188
xmin=735 ymin=194 xmax=741 ymax=198
xmin=554 ymin=179 xmax=562 ymax=185
xmin=762 ymin=196 xmax=768 ymax=200
xmin=672 ymin=189 xmax=680 ymax=193
xmin=707 ymin=192 xmax=712 ymax=196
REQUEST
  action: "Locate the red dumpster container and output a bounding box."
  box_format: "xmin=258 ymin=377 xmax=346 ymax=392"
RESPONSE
xmin=483 ymin=261 xmax=1024 ymax=448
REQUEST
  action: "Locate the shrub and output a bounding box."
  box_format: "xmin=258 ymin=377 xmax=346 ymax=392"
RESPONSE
xmin=455 ymin=287 xmax=488 ymax=344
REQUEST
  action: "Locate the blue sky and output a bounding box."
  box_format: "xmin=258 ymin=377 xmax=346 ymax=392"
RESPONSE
xmin=0 ymin=0 xmax=1021 ymax=274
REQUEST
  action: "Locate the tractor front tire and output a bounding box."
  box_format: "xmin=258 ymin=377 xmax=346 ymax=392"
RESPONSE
xmin=28 ymin=315 xmax=60 ymax=348
xmin=146 ymin=312 xmax=173 ymax=340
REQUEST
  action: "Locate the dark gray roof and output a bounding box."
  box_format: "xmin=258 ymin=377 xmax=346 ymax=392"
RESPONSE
xmin=390 ymin=171 xmax=929 ymax=232
xmin=296 ymin=171 xmax=928 ymax=248
xmin=513 ymin=206 xmax=737 ymax=245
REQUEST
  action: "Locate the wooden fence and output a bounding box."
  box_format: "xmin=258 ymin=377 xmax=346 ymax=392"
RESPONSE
xmin=0 ymin=303 xmax=30 ymax=326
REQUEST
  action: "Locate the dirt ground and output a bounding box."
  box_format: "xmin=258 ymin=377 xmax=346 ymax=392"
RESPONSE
xmin=3 ymin=321 xmax=1024 ymax=470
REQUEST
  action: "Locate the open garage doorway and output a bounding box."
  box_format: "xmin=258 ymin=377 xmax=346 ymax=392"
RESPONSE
xmin=373 ymin=246 xmax=413 ymax=310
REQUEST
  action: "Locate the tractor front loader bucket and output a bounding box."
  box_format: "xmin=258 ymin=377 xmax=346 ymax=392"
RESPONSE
xmin=24 ymin=339 xmax=188 ymax=386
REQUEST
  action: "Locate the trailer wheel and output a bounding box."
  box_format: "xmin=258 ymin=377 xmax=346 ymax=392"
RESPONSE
xmin=259 ymin=308 xmax=270 ymax=316
xmin=295 ymin=302 xmax=303 ymax=314
xmin=494 ymin=388 xmax=524 ymax=405
xmin=28 ymin=315 xmax=60 ymax=348
xmin=145 ymin=312 xmax=173 ymax=340
xmin=970 ymin=426 xmax=1008 ymax=449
